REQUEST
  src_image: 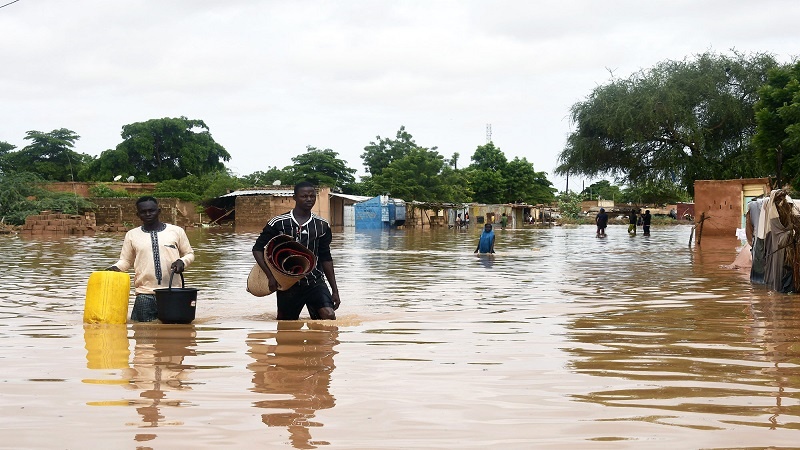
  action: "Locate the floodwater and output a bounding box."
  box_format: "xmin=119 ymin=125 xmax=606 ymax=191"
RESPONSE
xmin=2 ymin=224 xmax=799 ymax=449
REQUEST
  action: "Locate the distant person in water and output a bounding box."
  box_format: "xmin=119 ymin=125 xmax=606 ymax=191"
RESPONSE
xmin=475 ymin=223 xmax=496 ymax=254
xmin=500 ymin=212 xmax=508 ymax=229
xmin=628 ymin=209 xmax=637 ymax=235
xmin=642 ymin=209 xmax=652 ymax=236
xmin=595 ymin=208 xmax=608 ymax=237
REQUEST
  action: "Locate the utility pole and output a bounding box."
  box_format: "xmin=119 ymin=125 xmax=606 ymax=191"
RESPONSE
xmin=486 ymin=124 xmax=492 ymax=143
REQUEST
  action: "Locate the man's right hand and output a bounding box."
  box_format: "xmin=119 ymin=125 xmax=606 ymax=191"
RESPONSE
xmin=268 ymin=277 xmax=279 ymax=293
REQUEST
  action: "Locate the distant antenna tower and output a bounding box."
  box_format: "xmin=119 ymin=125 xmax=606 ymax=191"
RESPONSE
xmin=486 ymin=123 xmax=492 ymax=143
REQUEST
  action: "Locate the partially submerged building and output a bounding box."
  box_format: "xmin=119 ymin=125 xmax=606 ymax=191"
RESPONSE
xmin=205 ymin=187 xmax=371 ymax=229
xmin=693 ymin=178 xmax=771 ymax=237
xmin=353 ymin=196 xmax=406 ymax=229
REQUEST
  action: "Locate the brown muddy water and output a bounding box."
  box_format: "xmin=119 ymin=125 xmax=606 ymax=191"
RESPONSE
xmin=1 ymin=224 xmax=799 ymax=449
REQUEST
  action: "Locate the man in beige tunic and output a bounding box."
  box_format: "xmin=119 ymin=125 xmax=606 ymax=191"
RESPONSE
xmin=109 ymin=196 xmax=195 ymax=322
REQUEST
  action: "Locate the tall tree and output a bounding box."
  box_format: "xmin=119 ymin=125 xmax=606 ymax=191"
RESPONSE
xmin=78 ymin=148 xmax=136 ymax=182
xmin=580 ymin=180 xmax=622 ymax=201
xmin=87 ymin=117 xmax=231 ymax=182
xmin=753 ymin=61 xmax=800 ymax=189
xmin=241 ymin=167 xmax=289 ymax=187
xmin=371 ymin=148 xmax=471 ymax=202
xmin=155 ymin=170 xmax=244 ymax=200
xmin=0 ymin=141 xmax=16 ymax=174
xmin=284 ymin=146 xmax=356 ymax=189
xmin=468 ymin=142 xmax=507 ymax=204
xmin=556 ymin=51 xmax=779 ymax=195
xmin=361 ymin=126 xmax=426 ymax=176
xmin=4 ymin=129 xmax=91 ymax=181
xmin=503 ymin=157 xmax=556 ymax=205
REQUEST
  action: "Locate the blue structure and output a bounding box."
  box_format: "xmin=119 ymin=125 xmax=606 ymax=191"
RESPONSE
xmin=355 ymin=195 xmax=406 ymax=229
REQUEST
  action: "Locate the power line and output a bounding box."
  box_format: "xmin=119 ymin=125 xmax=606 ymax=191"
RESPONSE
xmin=0 ymin=0 xmax=21 ymax=9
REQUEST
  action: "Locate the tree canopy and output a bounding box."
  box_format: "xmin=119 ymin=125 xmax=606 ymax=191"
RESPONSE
xmin=0 ymin=141 xmax=16 ymax=174
xmin=283 ymin=146 xmax=356 ymax=190
xmin=371 ymin=147 xmax=470 ymax=202
xmin=4 ymin=129 xmax=91 ymax=181
xmin=240 ymin=167 xmax=289 ymax=187
xmin=84 ymin=117 xmax=231 ymax=182
xmin=361 ymin=126 xmax=423 ymax=176
xmin=556 ymin=51 xmax=779 ymax=195
xmin=753 ymin=61 xmax=800 ymax=189
xmin=0 ymin=172 xmax=95 ymax=224
xmin=469 ymin=142 xmax=555 ymax=204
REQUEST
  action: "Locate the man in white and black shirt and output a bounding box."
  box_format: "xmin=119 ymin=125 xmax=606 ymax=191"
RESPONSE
xmin=252 ymin=182 xmax=341 ymax=320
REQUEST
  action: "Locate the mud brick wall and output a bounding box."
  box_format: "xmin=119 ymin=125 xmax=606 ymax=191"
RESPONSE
xmin=235 ymin=195 xmax=295 ymax=228
xmin=91 ymin=198 xmax=198 ymax=229
xmin=693 ymin=178 xmax=770 ymax=236
xmin=21 ymin=212 xmax=97 ymax=235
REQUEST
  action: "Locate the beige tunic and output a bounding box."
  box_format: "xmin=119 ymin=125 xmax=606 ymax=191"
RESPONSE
xmin=113 ymin=224 xmax=195 ymax=294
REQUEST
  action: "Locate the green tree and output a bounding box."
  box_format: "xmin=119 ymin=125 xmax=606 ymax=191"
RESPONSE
xmin=155 ymin=170 xmax=244 ymax=200
xmin=0 ymin=141 xmax=15 ymax=174
xmin=284 ymin=146 xmax=356 ymax=189
xmin=556 ymin=51 xmax=779 ymax=195
xmin=342 ymin=176 xmax=378 ymax=197
xmin=503 ymin=157 xmax=556 ymax=204
xmin=4 ymin=129 xmax=91 ymax=181
xmin=0 ymin=172 xmax=94 ymax=224
xmin=468 ymin=142 xmax=508 ymax=204
xmin=88 ymin=117 xmax=231 ymax=182
xmin=580 ymin=180 xmax=622 ymax=201
xmin=619 ymin=180 xmax=692 ymax=204
xmin=372 ymin=148 xmax=469 ymax=202
xmin=557 ymin=191 xmax=583 ymax=219
xmin=361 ymin=126 xmax=425 ymax=175
xmin=78 ymin=148 xmax=136 ymax=182
xmin=240 ymin=167 xmax=289 ymax=187
xmin=753 ymin=61 xmax=800 ymax=189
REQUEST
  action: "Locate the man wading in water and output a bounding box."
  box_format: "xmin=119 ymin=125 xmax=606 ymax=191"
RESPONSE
xmin=252 ymin=182 xmax=341 ymax=320
xmin=109 ymin=196 xmax=195 ymax=322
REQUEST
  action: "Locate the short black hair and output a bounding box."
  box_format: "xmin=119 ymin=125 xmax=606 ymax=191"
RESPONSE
xmin=136 ymin=196 xmax=158 ymax=206
xmin=294 ymin=181 xmax=315 ymax=195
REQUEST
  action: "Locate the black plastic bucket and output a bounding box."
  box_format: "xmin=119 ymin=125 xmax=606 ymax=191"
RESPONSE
xmin=154 ymin=271 xmax=199 ymax=324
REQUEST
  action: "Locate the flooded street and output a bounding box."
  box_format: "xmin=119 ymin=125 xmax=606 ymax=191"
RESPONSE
xmin=2 ymin=224 xmax=799 ymax=449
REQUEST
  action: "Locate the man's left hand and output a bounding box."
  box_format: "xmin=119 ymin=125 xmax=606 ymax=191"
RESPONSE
xmin=331 ymin=291 xmax=341 ymax=310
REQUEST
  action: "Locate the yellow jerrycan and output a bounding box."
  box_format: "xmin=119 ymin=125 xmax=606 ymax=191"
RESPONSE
xmin=84 ymin=271 xmax=131 ymax=324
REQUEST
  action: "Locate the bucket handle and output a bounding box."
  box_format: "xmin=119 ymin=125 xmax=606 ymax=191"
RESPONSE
xmin=168 ymin=269 xmax=186 ymax=290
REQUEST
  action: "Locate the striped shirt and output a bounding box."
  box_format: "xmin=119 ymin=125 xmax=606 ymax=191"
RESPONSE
xmin=252 ymin=210 xmax=333 ymax=286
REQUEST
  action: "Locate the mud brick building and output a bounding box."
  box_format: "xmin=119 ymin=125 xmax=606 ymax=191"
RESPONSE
xmin=693 ymin=178 xmax=771 ymax=237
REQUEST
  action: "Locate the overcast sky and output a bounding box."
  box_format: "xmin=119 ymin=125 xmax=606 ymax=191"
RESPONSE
xmin=2 ymin=0 xmax=799 ymax=191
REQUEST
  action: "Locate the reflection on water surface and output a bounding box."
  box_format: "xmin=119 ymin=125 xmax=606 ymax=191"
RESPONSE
xmin=1 ymin=224 xmax=799 ymax=448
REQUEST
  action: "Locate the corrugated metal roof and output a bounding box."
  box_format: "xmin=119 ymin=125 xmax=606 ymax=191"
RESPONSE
xmin=329 ymin=193 xmax=372 ymax=202
xmin=218 ymin=189 xmax=294 ymax=198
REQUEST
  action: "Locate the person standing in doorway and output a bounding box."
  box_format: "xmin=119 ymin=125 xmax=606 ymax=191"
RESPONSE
xmin=108 ymin=196 xmax=195 ymax=322
xmin=642 ymin=210 xmax=652 ymax=236
xmin=500 ymin=212 xmax=508 ymax=230
xmin=252 ymin=181 xmax=341 ymax=320
xmin=628 ymin=208 xmax=638 ymax=235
